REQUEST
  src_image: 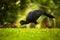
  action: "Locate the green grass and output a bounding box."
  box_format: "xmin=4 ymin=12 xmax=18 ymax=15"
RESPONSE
xmin=0 ymin=28 xmax=60 ymax=40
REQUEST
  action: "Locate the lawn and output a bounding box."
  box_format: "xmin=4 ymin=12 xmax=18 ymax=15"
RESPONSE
xmin=0 ymin=28 xmax=60 ymax=40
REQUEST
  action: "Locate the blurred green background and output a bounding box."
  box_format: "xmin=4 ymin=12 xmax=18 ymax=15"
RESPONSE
xmin=0 ymin=0 xmax=60 ymax=28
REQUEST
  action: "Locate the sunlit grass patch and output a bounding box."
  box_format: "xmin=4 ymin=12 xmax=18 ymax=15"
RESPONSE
xmin=0 ymin=28 xmax=60 ymax=40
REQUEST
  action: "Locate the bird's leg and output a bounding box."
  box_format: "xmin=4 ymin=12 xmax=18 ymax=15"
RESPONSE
xmin=26 ymin=23 xmax=30 ymax=28
xmin=26 ymin=23 xmax=36 ymax=28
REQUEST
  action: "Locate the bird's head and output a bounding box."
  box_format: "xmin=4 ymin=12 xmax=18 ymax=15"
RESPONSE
xmin=20 ymin=20 xmax=26 ymax=25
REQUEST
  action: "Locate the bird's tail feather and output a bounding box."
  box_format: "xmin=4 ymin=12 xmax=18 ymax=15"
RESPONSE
xmin=44 ymin=13 xmax=55 ymax=18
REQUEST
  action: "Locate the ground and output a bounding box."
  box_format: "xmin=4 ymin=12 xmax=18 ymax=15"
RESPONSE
xmin=0 ymin=28 xmax=60 ymax=40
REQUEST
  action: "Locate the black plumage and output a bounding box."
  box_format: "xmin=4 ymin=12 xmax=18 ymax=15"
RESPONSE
xmin=20 ymin=10 xmax=55 ymax=25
